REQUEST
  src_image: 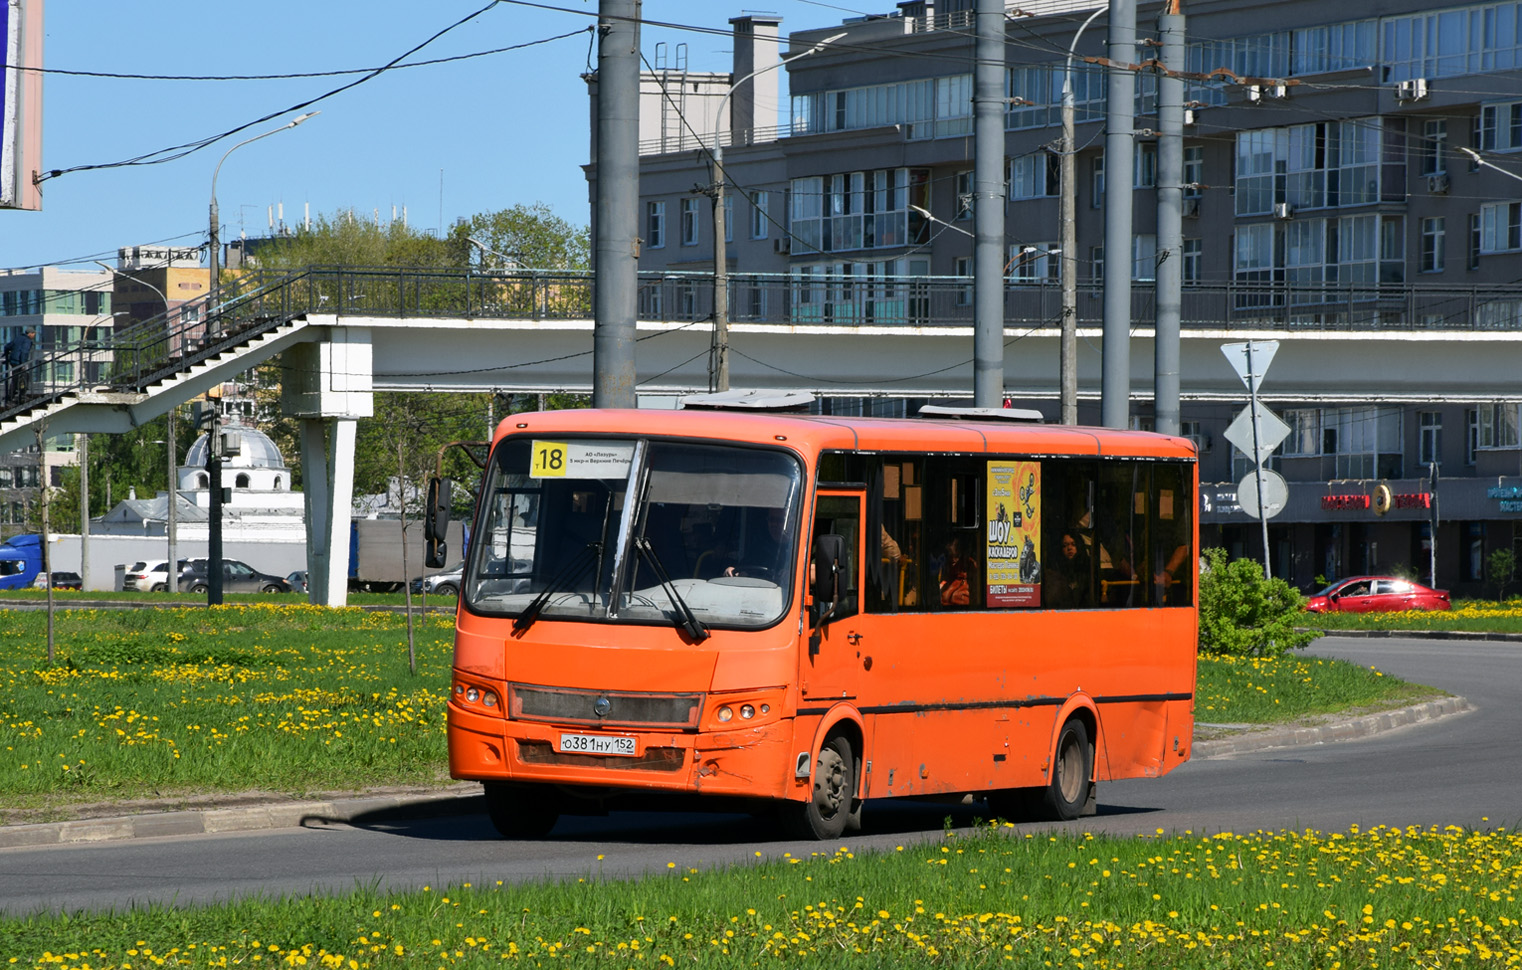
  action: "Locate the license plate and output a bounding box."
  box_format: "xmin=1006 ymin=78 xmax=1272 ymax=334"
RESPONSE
xmin=559 ymin=733 xmax=637 ymax=756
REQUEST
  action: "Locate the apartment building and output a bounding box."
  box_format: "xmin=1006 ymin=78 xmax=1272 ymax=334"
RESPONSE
xmin=600 ymin=0 xmax=1522 ymax=594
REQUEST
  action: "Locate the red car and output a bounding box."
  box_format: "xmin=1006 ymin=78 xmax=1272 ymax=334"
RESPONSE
xmin=1304 ymin=576 xmax=1452 ymax=613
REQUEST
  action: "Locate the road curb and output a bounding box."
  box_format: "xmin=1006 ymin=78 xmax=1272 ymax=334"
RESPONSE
xmin=0 ymin=695 xmax=1474 ymax=849
xmin=1303 ymin=628 xmax=1522 ymax=642
xmin=1192 ymin=695 xmax=1473 ymax=759
xmin=0 ymin=787 xmax=483 ymax=851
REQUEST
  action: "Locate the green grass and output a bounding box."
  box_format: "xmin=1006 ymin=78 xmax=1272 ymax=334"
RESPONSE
xmin=1301 ymin=598 xmax=1522 ymax=635
xmin=1194 ymin=651 xmax=1435 ymax=724
xmin=0 ymin=605 xmax=454 ymax=821
xmin=1 ymin=822 xmax=1518 ymax=967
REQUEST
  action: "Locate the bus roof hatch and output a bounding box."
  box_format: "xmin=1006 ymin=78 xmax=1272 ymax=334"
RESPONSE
xmin=917 ymin=404 xmax=1044 ymax=423
xmin=680 ymin=389 xmax=816 ymax=411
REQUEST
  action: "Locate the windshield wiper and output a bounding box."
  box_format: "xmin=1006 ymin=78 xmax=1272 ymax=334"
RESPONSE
xmin=513 ymin=541 xmax=600 ymax=634
xmin=634 ymin=536 xmax=710 ymax=643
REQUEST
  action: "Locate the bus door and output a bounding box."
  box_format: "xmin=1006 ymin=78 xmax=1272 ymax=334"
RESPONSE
xmin=802 ymin=492 xmax=865 ymax=702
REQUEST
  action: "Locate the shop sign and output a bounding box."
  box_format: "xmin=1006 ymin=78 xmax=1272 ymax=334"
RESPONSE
xmin=1322 ymin=494 xmax=1370 ymax=511
xmin=1488 ymin=485 xmax=1522 ymax=513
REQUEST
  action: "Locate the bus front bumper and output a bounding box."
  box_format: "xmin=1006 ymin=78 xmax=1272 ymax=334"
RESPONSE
xmin=449 ymin=703 xmax=794 ymax=800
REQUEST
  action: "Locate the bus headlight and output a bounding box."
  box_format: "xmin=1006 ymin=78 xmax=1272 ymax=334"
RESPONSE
xmin=740 ymin=704 xmax=755 ymax=719
xmin=717 ymin=706 xmax=734 ymax=722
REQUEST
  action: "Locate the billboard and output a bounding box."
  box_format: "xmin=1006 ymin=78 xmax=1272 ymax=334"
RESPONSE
xmin=2 ymin=0 xmax=42 ymax=211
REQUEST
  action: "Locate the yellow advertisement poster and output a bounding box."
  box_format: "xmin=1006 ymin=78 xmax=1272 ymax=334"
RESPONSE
xmin=986 ymin=460 xmax=1041 ymax=607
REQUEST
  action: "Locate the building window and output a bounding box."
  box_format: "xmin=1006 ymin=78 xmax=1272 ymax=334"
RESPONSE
xmin=955 ymin=170 xmax=973 ymax=219
xmin=1009 ymin=152 xmax=1059 ymax=200
xmin=1420 ymin=217 xmax=1446 ymax=272
xmin=1182 ymin=238 xmax=1202 ymax=283
xmin=1324 ymin=406 xmax=1403 ymax=478
xmin=1469 ymin=212 xmax=1482 ymax=270
xmin=1479 ymin=100 xmax=1522 ymax=152
xmin=1466 ymin=407 xmax=1479 ymax=465
xmin=955 ymin=256 xmax=972 ymax=305
xmin=680 ymin=198 xmax=700 ymax=246
xmin=646 ymin=202 xmax=665 ymax=249
xmin=788 ymin=168 xmax=929 ymax=256
xmin=1282 ymin=408 xmax=1321 ymax=456
xmin=750 ymin=191 xmax=769 ymax=239
xmin=1419 ymin=410 xmax=1442 ymax=466
xmin=1008 ymin=243 xmax=1058 ymax=283
xmin=1090 ymin=245 xmax=1104 ymax=282
xmin=1132 ymin=235 xmax=1157 ymax=282
xmin=1091 ymin=156 xmax=1104 ymax=208
xmin=1183 ymin=146 xmax=1203 ymax=197
xmin=1480 ymin=201 xmax=1522 ymax=253
xmin=724 ymin=195 xmax=733 ymax=243
xmin=1421 ymin=119 xmax=1448 ymax=175
xmin=1133 ymin=142 xmax=1158 ymax=189
xmin=1477 ymin=402 xmax=1521 ymax=449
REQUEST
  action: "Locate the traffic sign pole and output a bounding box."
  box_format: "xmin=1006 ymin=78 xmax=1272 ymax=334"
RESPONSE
xmin=1247 ymin=345 xmax=1272 ymax=580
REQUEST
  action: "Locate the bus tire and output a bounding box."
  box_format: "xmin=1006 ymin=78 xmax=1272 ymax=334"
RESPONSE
xmin=1041 ymin=718 xmax=1094 ymax=821
xmin=781 ymin=735 xmax=855 ymax=840
xmin=482 ymin=781 xmax=560 ymax=839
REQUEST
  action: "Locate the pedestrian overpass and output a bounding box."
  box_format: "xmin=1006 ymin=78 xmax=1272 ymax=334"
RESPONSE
xmin=5 ymin=265 xmax=1520 ymax=605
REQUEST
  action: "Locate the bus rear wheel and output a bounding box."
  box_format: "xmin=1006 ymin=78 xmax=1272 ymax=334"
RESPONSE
xmin=781 ymin=735 xmax=856 ymax=840
xmin=482 ymin=781 xmax=560 ymax=839
xmin=1042 ymin=718 xmax=1094 ymax=821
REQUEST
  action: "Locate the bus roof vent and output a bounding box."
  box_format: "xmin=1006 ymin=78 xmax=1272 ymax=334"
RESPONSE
xmin=918 ymin=404 xmax=1044 ymax=423
xmin=680 ymin=389 xmax=816 ymax=411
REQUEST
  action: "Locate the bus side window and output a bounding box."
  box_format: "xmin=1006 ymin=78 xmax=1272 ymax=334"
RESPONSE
xmin=1151 ymin=463 xmax=1193 ymax=606
xmin=813 ymin=495 xmax=860 ymax=619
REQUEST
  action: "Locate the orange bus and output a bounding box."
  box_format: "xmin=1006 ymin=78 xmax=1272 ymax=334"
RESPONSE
xmin=440 ymin=395 xmax=1197 ymax=840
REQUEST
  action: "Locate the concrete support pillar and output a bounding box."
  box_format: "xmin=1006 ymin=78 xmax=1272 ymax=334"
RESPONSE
xmin=281 ymin=324 xmax=373 ymax=607
xmin=301 ymin=417 xmax=357 ymax=607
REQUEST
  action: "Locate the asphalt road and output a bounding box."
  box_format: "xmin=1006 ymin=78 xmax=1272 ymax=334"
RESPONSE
xmin=0 ymin=635 xmax=1514 ymax=918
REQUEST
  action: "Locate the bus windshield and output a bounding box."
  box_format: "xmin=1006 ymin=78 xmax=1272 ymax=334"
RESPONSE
xmin=465 ymin=436 xmax=803 ymax=630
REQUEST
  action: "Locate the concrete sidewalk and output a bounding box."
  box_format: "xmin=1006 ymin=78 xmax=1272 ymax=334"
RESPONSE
xmin=0 ymin=694 xmax=1473 ymax=851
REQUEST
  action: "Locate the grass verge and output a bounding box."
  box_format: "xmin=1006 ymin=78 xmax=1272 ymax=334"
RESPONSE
xmin=1 ymin=822 xmax=1518 ymax=967
xmin=0 ymin=605 xmax=454 ymax=822
xmin=1301 ymin=599 xmax=1522 ymax=635
xmin=1194 ymin=651 xmax=1437 ymax=724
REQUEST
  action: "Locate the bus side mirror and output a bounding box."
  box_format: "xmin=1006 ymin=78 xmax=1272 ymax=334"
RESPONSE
xmin=425 ymin=478 xmax=452 ymax=568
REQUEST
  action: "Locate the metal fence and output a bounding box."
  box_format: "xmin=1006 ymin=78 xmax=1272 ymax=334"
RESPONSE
xmin=10 ymin=266 xmax=1522 ymax=420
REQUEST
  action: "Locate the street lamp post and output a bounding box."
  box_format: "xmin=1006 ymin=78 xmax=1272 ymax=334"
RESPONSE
xmin=209 ymin=113 xmax=318 ymax=311
xmin=708 ymin=33 xmax=844 ymax=392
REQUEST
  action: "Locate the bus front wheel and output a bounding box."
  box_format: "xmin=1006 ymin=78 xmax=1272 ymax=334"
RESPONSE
xmin=781 ymin=735 xmax=856 ymax=840
xmin=483 ymin=781 xmax=560 ymax=839
xmin=1042 ymin=718 xmax=1094 ymax=821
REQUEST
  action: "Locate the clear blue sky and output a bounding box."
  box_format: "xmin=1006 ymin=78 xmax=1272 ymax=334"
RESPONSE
xmin=2 ymin=1 xmax=838 ymax=271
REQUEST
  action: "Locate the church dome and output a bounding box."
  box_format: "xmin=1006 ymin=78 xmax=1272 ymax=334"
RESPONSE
xmin=183 ymin=424 xmax=287 ymax=470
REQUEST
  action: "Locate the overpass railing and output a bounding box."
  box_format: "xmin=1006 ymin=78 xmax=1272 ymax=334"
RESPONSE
xmin=9 ymin=266 xmax=1522 ymax=421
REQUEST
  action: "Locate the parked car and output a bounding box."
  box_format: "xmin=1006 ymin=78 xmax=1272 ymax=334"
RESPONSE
xmin=122 ymin=559 xmax=193 ymax=592
xmin=1304 ymin=576 xmax=1452 ymax=613
xmin=409 ymin=560 xmax=464 ymax=597
xmin=177 ymin=559 xmax=291 ymax=594
xmin=286 ymin=570 xmax=308 ymax=594
xmin=33 ymin=571 xmax=82 ymax=590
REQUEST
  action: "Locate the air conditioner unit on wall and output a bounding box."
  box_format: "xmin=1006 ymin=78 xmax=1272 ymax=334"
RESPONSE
xmin=1182 ymin=197 xmax=1201 ymax=218
xmin=1426 ymin=173 xmax=1451 ymax=194
xmin=1273 ymin=202 xmax=1293 ymax=220
xmin=1395 ymin=77 xmax=1429 ymax=102
xmin=773 ymin=237 xmax=791 ymax=254
xmin=1244 ymin=84 xmax=1262 ymax=104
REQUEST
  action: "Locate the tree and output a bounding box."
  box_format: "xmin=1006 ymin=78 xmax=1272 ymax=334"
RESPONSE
xmin=1488 ymin=547 xmax=1516 ymax=600
xmin=449 ymin=203 xmax=590 ymax=270
xmin=251 ymin=210 xmax=455 ymax=271
xmin=1198 ymin=548 xmax=1320 ymax=657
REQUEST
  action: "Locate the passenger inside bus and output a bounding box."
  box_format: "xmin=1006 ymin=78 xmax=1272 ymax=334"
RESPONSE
xmin=938 ymin=535 xmax=979 ymax=608
xmin=1045 ymin=531 xmax=1094 ymax=609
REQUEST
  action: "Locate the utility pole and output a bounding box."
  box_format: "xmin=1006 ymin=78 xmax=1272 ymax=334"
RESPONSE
xmin=973 ymin=0 xmax=1007 ymax=408
xmin=1061 ymin=7 xmax=1106 ymax=426
xmin=79 ymin=433 xmax=89 ymax=592
xmin=593 ymin=0 xmax=641 ymax=408
xmin=1101 ymin=0 xmax=1136 ymax=428
xmin=197 ymin=402 xmax=225 ymax=605
xmin=1153 ymin=0 xmax=1185 ymax=436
